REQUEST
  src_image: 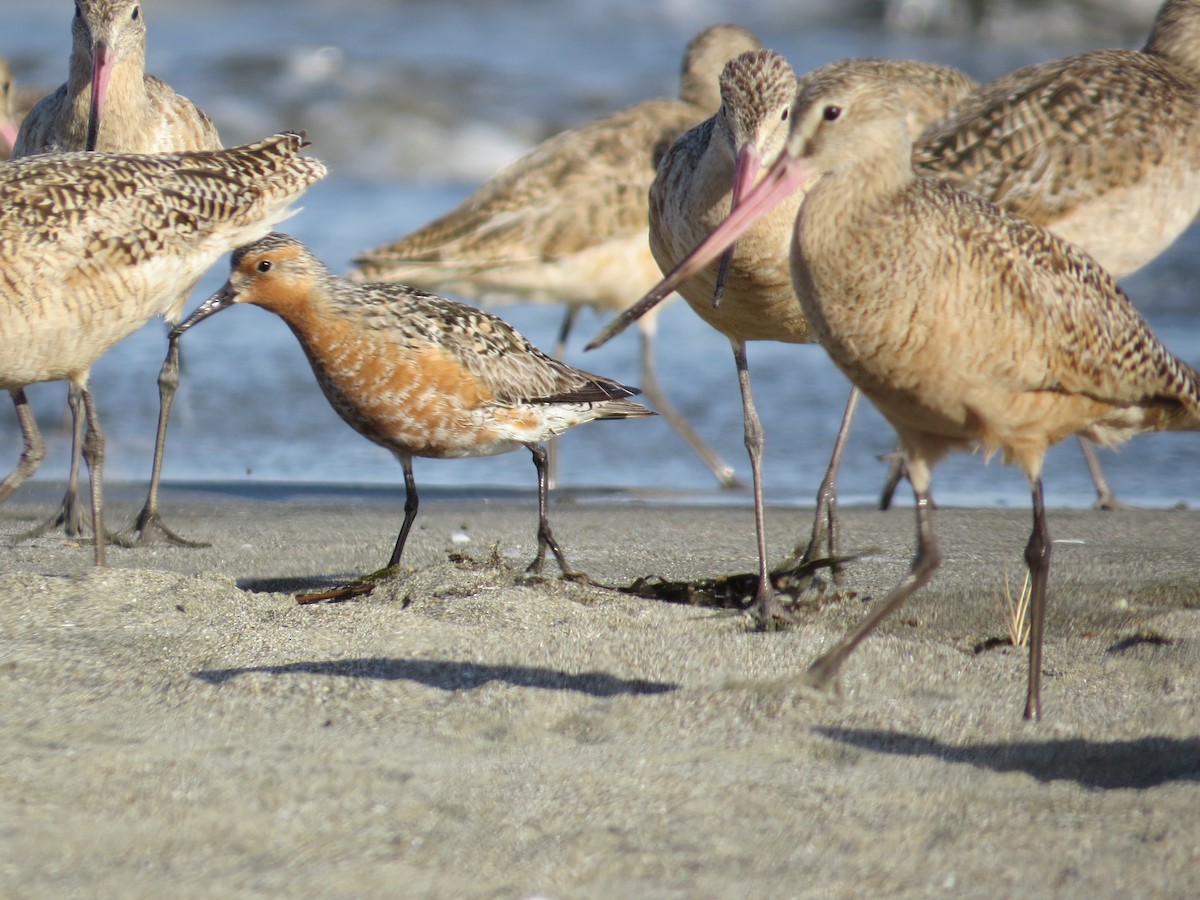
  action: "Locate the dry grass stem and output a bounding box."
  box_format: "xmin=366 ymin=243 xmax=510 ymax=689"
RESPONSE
xmin=1001 ymin=565 xmax=1032 ymax=647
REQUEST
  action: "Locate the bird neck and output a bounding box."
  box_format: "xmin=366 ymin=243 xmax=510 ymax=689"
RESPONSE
xmin=792 ymin=147 xmax=914 ymax=311
xmin=252 ymin=277 xmax=345 ymax=348
xmin=802 ymin=146 xmax=912 ymax=234
xmin=66 ymin=43 xmax=150 ymax=139
xmin=1145 ymin=0 xmax=1200 ymax=82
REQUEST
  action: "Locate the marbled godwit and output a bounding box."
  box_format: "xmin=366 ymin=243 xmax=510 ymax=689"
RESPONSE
xmin=15 ymin=0 xmax=220 ymax=154
xmin=589 ymin=53 xmax=977 ymax=624
xmin=347 ymin=23 xmax=764 ymax=491
xmin=12 ymin=0 xmax=223 ymax=547
xmin=874 ymin=0 xmax=1200 ymax=510
xmin=0 ymin=133 xmax=326 ymax=565
xmin=623 ymin=69 xmax=1200 ymax=719
xmin=173 ymin=234 xmax=654 ymax=593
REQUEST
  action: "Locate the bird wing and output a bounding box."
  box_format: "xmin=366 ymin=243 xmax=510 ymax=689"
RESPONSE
xmin=924 ymin=181 xmax=1200 ymax=413
xmin=352 ymin=98 xmax=698 ymax=273
xmin=913 ymin=49 xmax=1200 ymax=225
xmin=344 ymin=284 xmax=640 ymax=407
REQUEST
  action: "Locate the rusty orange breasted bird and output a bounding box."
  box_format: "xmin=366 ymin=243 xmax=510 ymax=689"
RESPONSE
xmin=172 ymin=233 xmax=655 ymax=584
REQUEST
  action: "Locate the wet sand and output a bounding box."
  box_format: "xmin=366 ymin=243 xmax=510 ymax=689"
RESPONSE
xmin=2 ymin=482 xmax=1198 ymax=897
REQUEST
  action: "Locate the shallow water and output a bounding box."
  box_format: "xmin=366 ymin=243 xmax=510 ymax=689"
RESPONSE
xmin=3 ymin=0 xmax=1199 ymax=510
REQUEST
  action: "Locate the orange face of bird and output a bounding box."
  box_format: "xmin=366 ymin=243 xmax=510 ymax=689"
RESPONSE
xmin=170 ymin=233 xmax=315 ymax=337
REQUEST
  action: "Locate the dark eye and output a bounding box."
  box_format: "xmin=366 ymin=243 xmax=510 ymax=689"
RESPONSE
xmin=132 ymin=5 xmax=140 ymax=20
xmin=781 ymin=108 xmax=788 ymax=121
xmin=823 ymin=105 xmax=842 ymax=122
xmin=256 ymin=259 xmax=272 ymax=273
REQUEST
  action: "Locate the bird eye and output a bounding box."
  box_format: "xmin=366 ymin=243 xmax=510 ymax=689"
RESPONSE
xmin=781 ymin=108 xmax=789 ymax=121
xmin=132 ymin=5 xmax=140 ymax=20
xmin=256 ymin=260 xmax=272 ymax=273
xmin=823 ymin=105 xmax=842 ymax=122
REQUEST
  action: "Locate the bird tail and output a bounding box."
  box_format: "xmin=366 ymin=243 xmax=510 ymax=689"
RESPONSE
xmin=542 ymin=374 xmax=656 ymax=420
xmin=592 ymin=397 xmax=657 ymax=421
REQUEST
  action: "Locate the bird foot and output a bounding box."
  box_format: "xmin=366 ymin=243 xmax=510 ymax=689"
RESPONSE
xmin=112 ymin=508 xmax=210 ymax=548
xmin=1092 ymin=494 xmax=1135 ymax=511
xmin=801 ymin=650 xmax=849 ymax=696
xmin=749 ymin=598 xmax=800 ymax=632
xmin=520 ymin=564 xmax=596 ymax=587
xmin=730 ymin=667 xmax=843 ymax=704
xmin=797 ymin=666 xmax=843 ymax=700
xmin=14 ymin=499 xmax=90 ymax=542
xmin=771 ymin=549 xmax=861 ymax=598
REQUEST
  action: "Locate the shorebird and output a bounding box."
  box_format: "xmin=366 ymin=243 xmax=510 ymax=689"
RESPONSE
xmin=618 ymin=68 xmax=1200 ymax=719
xmin=589 ymin=53 xmax=978 ymax=624
xmin=15 ymin=0 xmax=220 ymax=154
xmin=172 ymin=233 xmax=655 ymax=595
xmin=871 ymin=0 xmax=1200 ymax=510
xmin=0 ymin=133 xmax=326 ymax=565
xmin=347 ymin=23 xmax=764 ymax=491
xmin=12 ymin=0 xmax=223 ymax=548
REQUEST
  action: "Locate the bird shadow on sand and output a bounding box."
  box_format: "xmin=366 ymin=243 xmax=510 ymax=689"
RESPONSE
xmin=815 ymin=727 xmax=1200 ymax=790
xmin=192 ymin=656 xmax=678 ymax=697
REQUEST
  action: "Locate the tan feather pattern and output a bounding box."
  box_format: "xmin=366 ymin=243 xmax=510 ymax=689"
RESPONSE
xmin=0 ymin=134 xmax=324 ymax=388
xmin=345 ymin=23 xmax=761 ymax=490
xmin=346 ymin=23 xmax=763 ymax=310
xmin=14 ymin=0 xmax=220 ymax=156
xmin=593 ymin=51 xmax=978 ymax=623
xmin=0 ymin=133 xmax=324 ymax=564
xmin=688 ymin=67 xmax=1200 ymax=716
xmin=914 ymin=0 xmax=1200 ymax=280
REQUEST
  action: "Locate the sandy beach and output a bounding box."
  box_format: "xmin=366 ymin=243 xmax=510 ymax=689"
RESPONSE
xmin=1 ymin=481 xmax=1198 ymax=897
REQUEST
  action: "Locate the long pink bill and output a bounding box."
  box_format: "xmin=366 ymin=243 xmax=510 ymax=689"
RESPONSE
xmin=586 ymin=151 xmax=814 ymax=352
xmin=86 ymin=41 xmax=113 ymax=151
xmin=712 ymin=142 xmax=763 ymax=309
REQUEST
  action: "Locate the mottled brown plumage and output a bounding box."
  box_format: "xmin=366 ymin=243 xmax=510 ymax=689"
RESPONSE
xmin=11 ymin=0 xmax=224 ymax=548
xmin=348 ymin=24 xmax=765 ymax=491
xmin=900 ymin=0 xmax=1200 ymax=508
xmin=606 ymin=55 xmax=978 ymax=347
xmin=591 ymin=53 xmax=977 ymax=623
xmin=640 ymin=68 xmax=1200 ymax=718
xmin=15 ymin=0 xmax=220 ymax=156
xmin=916 ymin=0 xmax=1200 ymax=280
xmin=348 ymin=23 xmax=760 ymax=295
xmin=174 ymin=233 xmax=653 ymax=582
xmin=0 ymin=134 xmax=326 ymax=564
